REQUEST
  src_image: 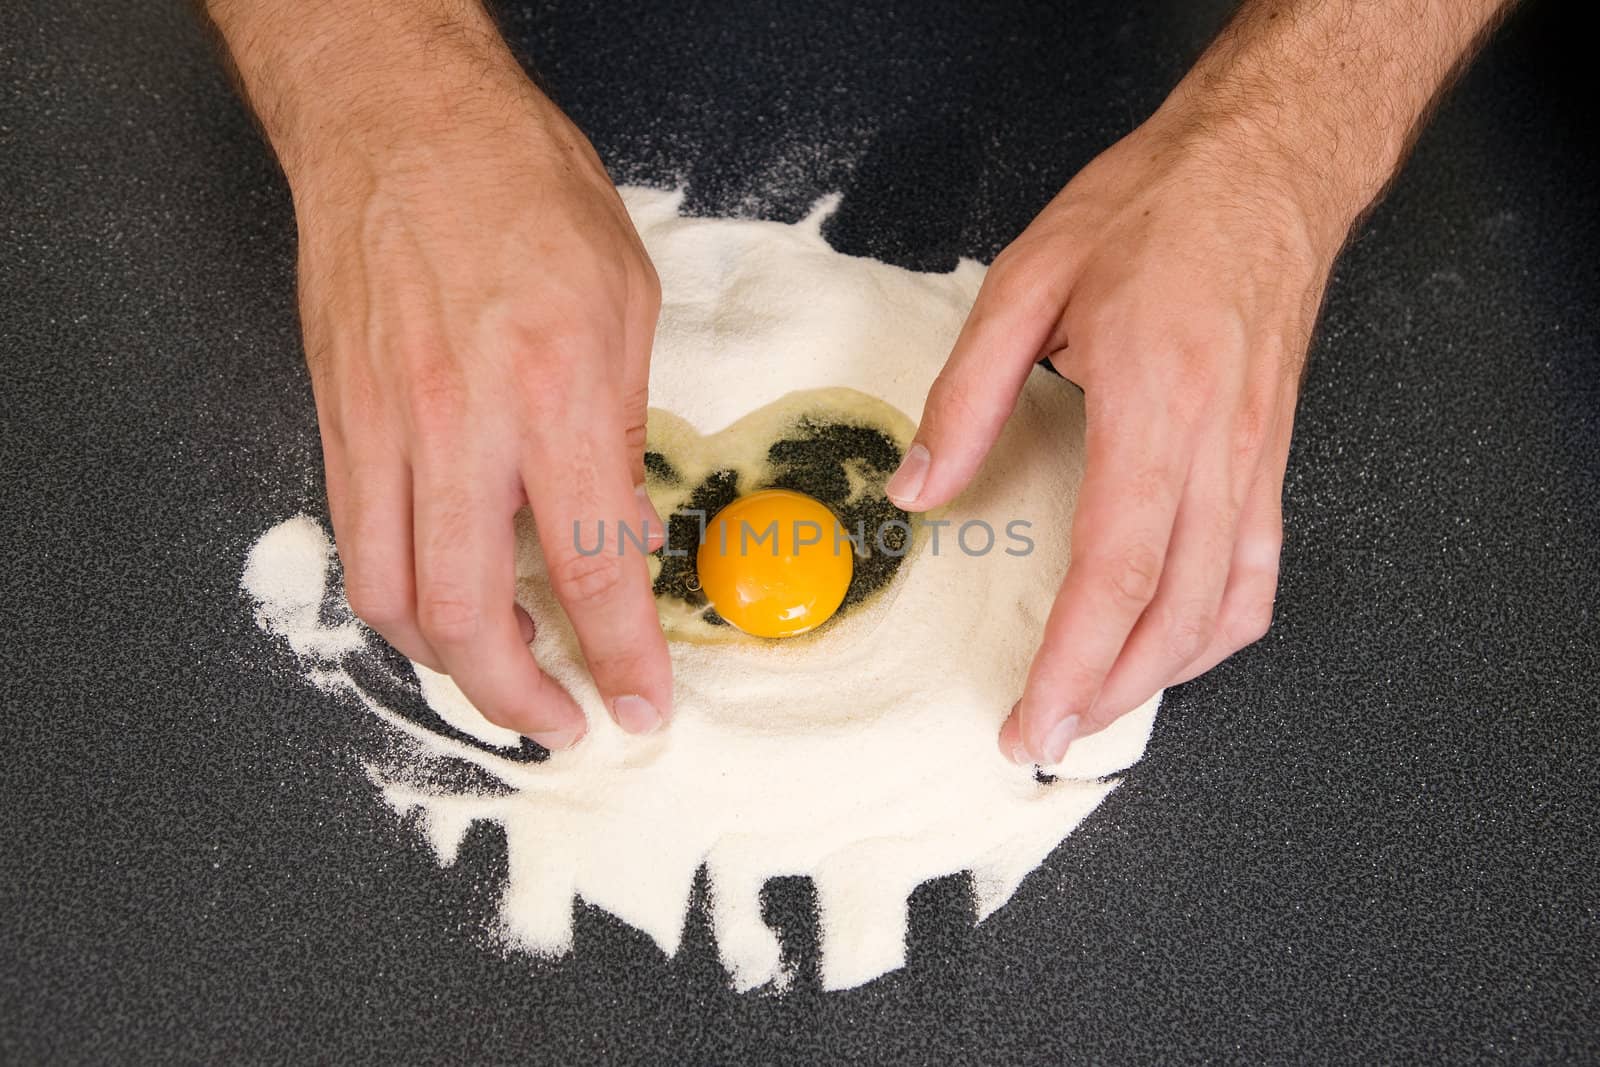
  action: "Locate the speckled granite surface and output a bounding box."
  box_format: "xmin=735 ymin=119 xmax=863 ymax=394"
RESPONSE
xmin=3 ymin=1 xmax=1597 ymax=1062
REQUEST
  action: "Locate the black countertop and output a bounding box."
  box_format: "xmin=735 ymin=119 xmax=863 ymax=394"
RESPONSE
xmin=4 ymin=1 xmax=1597 ymax=1063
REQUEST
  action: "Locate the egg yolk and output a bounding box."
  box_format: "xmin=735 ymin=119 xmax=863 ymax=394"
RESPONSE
xmin=696 ymin=489 xmax=854 ymax=638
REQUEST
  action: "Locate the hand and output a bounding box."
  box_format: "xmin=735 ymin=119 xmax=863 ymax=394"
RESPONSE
xmin=294 ymin=70 xmax=671 ymax=748
xmin=887 ymin=107 xmax=1347 ymax=765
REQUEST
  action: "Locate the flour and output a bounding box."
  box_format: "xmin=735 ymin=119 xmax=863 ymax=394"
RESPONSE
xmin=241 ymin=514 xmax=364 ymax=661
xmin=242 ymin=187 xmax=1159 ymax=992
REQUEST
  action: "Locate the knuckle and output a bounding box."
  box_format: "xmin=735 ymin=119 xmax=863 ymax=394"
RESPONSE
xmin=407 ymin=375 xmax=466 ymax=440
xmin=985 ymin=247 xmax=1059 ymax=316
xmin=549 ymin=549 xmax=625 ymax=607
xmin=506 ymin=338 xmax=587 ymax=414
xmin=508 ymin=314 xmax=606 ymax=368
xmin=522 ymin=373 xmax=575 ymax=423
xmin=415 ymin=590 xmax=482 ymax=644
xmin=1232 ymin=394 xmax=1273 ymax=461
xmin=514 ymin=381 xmax=586 ymax=442
xmin=1227 ymin=597 xmax=1276 ymax=648
xmin=1245 ymin=526 xmax=1285 ymax=569
xmin=984 ymin=245 xmax=1029 ymax=290
xmin=633 ymin=259 xmax=662 ymax=311
xmin=623 ymin=418 xmax=649 ymax=456
xmin=499 ymin=315 xmax=550 ymax=360
xmin=585 ymin=644 xmax=653 ymax=686
xmin=1164 ymin=602 xmax=1216 ymax=664
xmin=621 ymin=379 xmax=651 ymax=428
xmin=1101 ymin=544 xmax=1164 ymax=609
xmin=343 ymin=572 xmax=406 ymax=630
xmin=1166 ymin=367 xmax=1216 ymax=426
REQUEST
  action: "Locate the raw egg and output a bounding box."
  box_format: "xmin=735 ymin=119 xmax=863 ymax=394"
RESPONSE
xmin=696 ymin=489 xmax=854 ymax=638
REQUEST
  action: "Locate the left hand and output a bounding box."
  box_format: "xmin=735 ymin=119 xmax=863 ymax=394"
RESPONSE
xmin=886 ymin=105 xmax=1348 ymax=765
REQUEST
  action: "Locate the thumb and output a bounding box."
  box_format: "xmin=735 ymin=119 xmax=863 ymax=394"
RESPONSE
xmin=886 ymin=253 xmax=1066 ymax=511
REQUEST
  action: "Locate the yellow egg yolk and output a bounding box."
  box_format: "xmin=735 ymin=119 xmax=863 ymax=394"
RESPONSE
xmin=696 ymin=489 xmax=854 ymax=638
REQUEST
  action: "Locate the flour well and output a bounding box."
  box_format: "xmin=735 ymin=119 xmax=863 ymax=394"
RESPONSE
xmin=242 ymin=187 xmax=1159 ymax=992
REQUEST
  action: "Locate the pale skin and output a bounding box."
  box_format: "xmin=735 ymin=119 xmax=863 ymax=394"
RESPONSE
xmin=204 ymin=0 xmax=1510 ymax=760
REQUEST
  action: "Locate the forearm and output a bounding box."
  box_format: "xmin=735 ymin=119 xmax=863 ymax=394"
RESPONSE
xmin=1158 ymin=0 xmax=1513 ymax=247
xmin=201 ymin=0 xmax=534 ymax=187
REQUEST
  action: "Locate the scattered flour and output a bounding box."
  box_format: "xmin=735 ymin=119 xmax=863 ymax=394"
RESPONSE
xmin=242 ymin=187 xmax=1159 ymax=992
xmin=241 ymin=514 xmax=365 ymax=661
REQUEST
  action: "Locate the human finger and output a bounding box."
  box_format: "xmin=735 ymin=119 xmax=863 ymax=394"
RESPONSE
xmin=524 ymin=395 xmax=673 ymax=735
xmin=412 ymin=452 xmax=587 ymax=748
xmin=1169 ymin=437 xmax=1287 ymax=685
xmin=328 ymin=451 xmax=444 ymax=672
xmin=1082 ymin=427 xmax=1241 ymax=726
xmin=1011 ymin=389 xmax=1189 ymax=764
xmin=887 ymin=247 xmax=1070 ymax=511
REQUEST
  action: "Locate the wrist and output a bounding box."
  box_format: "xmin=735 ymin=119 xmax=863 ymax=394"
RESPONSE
xmin=1147 ymin=80 xmax=1377 ymax=261
xmin=211 ymin=1 xmax=545 ymax=193
xmin=288 ymin=56 xmax=533 ymax=187
xmin=1147 ymin=0 xmax=1512 ymax=259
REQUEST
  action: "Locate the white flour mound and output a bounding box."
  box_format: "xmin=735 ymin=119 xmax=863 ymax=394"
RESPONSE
xmin=242 ymin=187 xmax=1159 ymax=992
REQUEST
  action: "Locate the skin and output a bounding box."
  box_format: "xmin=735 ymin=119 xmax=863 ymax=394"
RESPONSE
xmin=205 ymin=0 xmax=670 ymax=746
xmin=204 ymin=0 xmax=1509 ymax=759
xmin=885 ymin=0 xmax=1513 ymax=765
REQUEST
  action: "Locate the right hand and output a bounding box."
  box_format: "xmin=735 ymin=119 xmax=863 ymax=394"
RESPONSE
xmin=292 ymin=71 xmax=671 ymax=748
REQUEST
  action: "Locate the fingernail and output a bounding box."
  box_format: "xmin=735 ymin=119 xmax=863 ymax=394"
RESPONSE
xmin=635 ymin=484 xmax=666 ymax=550
xmin=514 ymin=605 xmax=536 ymax=645
xmin=1042 ymin=714 xmax=1081 ymax=765
xmin=530 ymin=722 xmax=585 ymax=751
xmin=885 ymin=443 xmax=930 ymax=508
xmin=612 ymin=694 xmax=662 ymax=735
xmin=1001 ymin=700 xmax=1033 ymax=766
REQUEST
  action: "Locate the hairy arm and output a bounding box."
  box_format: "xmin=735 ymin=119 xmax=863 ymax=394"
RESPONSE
xmin=1174 ymin=0 xmax=1514 ymax=246
xmin=202 ymin=0 xmax=674 ymax=746
xmin=203 ymin=0 xmax=535 ymax=182
xmin=890 ymin=0 xmax=1514 ymax=765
